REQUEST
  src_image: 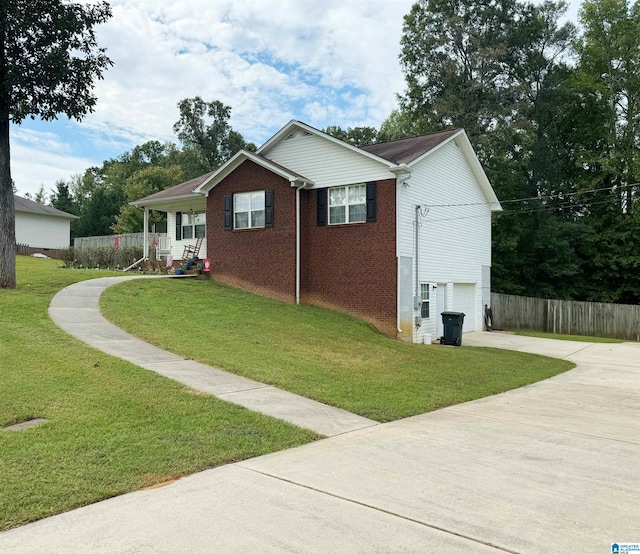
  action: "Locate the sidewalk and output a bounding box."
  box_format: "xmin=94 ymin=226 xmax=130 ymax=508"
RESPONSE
xmin=1 ymin=288 xmax=635 ymax=553
xmin=47 ymin=276 xmax=377 ymax=437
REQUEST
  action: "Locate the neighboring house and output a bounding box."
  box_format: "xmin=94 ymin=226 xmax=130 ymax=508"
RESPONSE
xmin=133 ymin=121 xmax=501 ymax=342
xmin=14 ymin=195 xmax=77 ymax=256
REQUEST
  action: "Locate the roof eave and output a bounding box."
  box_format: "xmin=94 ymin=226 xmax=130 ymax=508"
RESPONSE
xmin=131 ymin=193 xmax=205 ymax=208
xmin=196 ymin=150 xmax=316 ymax=195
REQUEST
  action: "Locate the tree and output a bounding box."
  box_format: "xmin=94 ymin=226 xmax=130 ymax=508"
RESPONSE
xmin=112 ymin=165 xmax=185 ymax=234
xmin=24 ymin=184 xmax=47 ymax=204
xmin=323 ymin=125 xmax=380 ymax=146
xmin=50 ymin=180 xmax=78 ymax=242
xmin=173 ymin=97 xmax=255 ymax=171
xmin=397 ymin=0 xmax=581 ymax=299
xmin=0 ymin=0 xmax=112 ymax=288
xmin=398 ymin=0 xmax=521 ymax=141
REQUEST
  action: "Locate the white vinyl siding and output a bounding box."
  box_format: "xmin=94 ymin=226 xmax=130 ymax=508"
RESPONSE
xmin=15 ymin=212 xmax=72 ymax=249
xmin=397 ymin=139 xmax=492 ymax=340
xmin=263 ymin=131 xmax=393 ymax=188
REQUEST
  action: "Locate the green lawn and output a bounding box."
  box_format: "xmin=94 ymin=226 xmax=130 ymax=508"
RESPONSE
xmin=101 ymin=278 xmax=575 ymax=422
xmin=513 ymin=329 xmax=625 ymax=343
xmin=0 ymin=257 xmax=317 ymax=531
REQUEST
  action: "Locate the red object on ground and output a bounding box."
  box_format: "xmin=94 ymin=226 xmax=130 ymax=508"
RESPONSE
xmin=203 ymin=258 xmax=211 ymax=272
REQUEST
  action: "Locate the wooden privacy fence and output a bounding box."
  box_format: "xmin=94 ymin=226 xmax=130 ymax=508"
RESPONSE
xmin=16 ymin=243 xmax=29 ymax=256
xmin=491 ymin=293 xmax=640 ymax=341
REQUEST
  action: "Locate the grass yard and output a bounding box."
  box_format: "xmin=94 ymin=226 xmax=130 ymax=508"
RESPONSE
xmin=102 ymin=278 xmax=575 ymax=422
xmin=513 ymin=329 xmax=624 ymax=343
xmin=0 ymin=257 xmax=318 ymax=531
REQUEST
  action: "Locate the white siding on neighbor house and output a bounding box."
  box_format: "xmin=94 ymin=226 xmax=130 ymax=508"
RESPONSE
xmin=15 ymin=212 xmax=71 ymax=249
xmin=263 ymin=130 xmax=394 ymax=188
xmin=397 ymin=139 xmax=492 ymax=341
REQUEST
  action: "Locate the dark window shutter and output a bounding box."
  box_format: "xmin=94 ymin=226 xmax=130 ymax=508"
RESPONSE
xmin=317 ymin=189 xmax=327 ymax=226
xmin=224 ymin=195 xmax=232 ymax=230
xmin=265 ymin=190 xmax=274 ymax=227
xmin=366 ymin=182 xmax=376 ymax=222
xmin=176 ymin=211 xmax=182 ymax=240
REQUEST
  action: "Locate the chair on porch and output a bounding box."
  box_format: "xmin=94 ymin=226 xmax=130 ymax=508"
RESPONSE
xmin=182 ymin=236 xmax=203 ymax=260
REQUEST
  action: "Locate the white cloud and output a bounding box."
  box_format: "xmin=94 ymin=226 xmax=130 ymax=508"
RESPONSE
xmin=11 ymin=134 xmax=98 ymax=196
xmin=12 ymin=0 xmax=583 ymax=196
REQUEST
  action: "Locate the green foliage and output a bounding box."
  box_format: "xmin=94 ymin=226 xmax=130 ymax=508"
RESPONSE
xmin=323 ymin=125 xmax=381 ymax=146
xmin=102 ymin=279 xmax=573 ymax=423
xmin=0 ymin=0 xmax=112 ymax=289
xmin=112 ymin=165 xmax=185 ymax=234
xmin=173 ymin=97 xmax=255 ymax=171
xmin=62 ymin=246 xmax=143 ymax=269
xmin=395 ymin=0 xmax=640 ymax=303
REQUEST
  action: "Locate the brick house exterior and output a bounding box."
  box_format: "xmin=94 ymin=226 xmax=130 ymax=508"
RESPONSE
xmin=134 ymin=120 xmax=501 ymax=342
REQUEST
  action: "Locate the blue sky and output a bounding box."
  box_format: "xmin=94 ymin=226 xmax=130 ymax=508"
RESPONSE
xmin=12 ymin=0 xmax=582 ymax=198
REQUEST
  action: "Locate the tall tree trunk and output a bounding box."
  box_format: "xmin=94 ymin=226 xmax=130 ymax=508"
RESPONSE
xmin=0 ymin=6 xmax=16 ymax=289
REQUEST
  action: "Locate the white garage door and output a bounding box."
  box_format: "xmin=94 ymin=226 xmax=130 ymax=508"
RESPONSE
xmin=453 ymin=283 xmax=475 ymax=332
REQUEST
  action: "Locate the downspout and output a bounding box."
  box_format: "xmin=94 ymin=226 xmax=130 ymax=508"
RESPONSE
xmin=296 ymin=185 xmax=300 ymax=305
xmin=415 ymin=205 xmax=420 ymax=322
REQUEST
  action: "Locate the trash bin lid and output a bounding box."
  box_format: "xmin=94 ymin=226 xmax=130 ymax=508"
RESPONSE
xmin=441 ymin=311 xmax=466 ymax=316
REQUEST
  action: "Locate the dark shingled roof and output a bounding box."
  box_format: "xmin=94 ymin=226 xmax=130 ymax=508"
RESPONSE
xmin=14 ymin=195 xmax=77 ymax=219
xmin=134 ymin=171 xmax=216 ymax=203
xmin=361 ymin=129 xmax=462 ymax=165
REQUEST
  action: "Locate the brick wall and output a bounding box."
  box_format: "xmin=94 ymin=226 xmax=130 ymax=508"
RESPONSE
xmin=300 ymin=178 xmax=397 ymax=337
xmin=206 ymin=160 xmax=297 ymax=302
xmin=207 ymin=164 xmax=398 ymax=337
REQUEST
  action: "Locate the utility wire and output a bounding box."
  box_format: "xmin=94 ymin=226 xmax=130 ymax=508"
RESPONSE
xmin=426 ymin=197 xmax=625 ymax=224
xmin=425 ymin=183 xmax=639 ymax=209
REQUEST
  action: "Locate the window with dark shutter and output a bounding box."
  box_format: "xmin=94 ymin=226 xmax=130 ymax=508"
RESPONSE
xmin=175 ymin=211 xmax=182 ymax=240
xmin=317 ymin=189 xmax=327 ymax=226
xmin=224 ymin=195 xmax=232 ymax=230
xmin=366 ymin=181 xmax=376 ymax=222
xmin=265 ymin=190 xmax=274 ymax=227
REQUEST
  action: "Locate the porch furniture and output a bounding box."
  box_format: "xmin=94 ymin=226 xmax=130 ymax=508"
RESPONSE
xmin=182 ymin=236 xmax=203 ymax=260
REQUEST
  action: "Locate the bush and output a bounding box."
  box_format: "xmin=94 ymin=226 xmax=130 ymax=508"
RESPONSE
xmin=62 ymin=246 xmax=144 ymax=270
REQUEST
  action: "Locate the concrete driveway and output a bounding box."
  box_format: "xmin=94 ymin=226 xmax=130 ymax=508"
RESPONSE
xmin=0 ymin=332 xmax=637 ymax=553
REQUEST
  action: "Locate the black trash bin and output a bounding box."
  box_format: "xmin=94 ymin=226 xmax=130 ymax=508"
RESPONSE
xmin=440 ymin=311 xmax=465 ymax=346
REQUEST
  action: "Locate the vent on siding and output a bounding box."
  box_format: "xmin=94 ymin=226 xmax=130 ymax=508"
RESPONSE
xmin=285 ymin=129 xmax=312 ymax=141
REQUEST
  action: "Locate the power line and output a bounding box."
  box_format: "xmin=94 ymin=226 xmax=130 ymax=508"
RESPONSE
xmin=424 ymin=183 xmax=639 ymax=209
xmin=426 ymin=197 xmax=625 ymax=224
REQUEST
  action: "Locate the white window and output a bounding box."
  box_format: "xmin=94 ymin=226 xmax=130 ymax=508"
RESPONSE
xmin=234 ymin=191 xmax=265 ymax=229
xmin=329 ymin=184 xmax=366 ymax=224
xmin=182 ymin=212 xmax=206 ymax=239
xmin=420 ymin=283 xmax=430 ymax=319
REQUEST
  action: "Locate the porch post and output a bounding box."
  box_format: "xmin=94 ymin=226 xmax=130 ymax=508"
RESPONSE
xmin=143 ymin=207 xmax=149 ymax=259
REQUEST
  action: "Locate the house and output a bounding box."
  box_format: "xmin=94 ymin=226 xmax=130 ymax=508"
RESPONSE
xmin=14 ymin=195 xmax=77 ymax=256
xmin=132 ymin=121 xmax=501 ymax=342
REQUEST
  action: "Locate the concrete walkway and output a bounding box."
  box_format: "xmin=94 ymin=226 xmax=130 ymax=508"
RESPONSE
xmin=2 ymin=293 xmax=638 ymax=552
xmin=47 ymin=276 xmax=377 ymax=437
